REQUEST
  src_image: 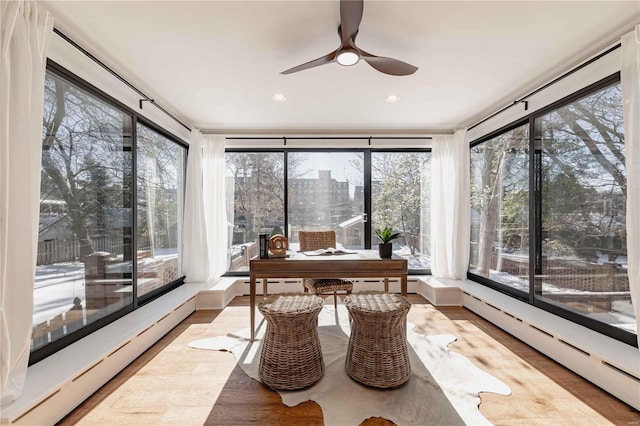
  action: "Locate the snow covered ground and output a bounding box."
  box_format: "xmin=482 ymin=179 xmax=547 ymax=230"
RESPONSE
xmin=32 ymin=251 xmax=635 ymax=336
xmin=33 ymin=262 xmax=86 ymax=325
xmin=485 ymin=269 xmax=636 ymax=333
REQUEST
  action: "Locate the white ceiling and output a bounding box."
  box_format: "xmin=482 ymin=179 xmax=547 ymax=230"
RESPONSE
xmin=41 ymin=1 xmax=639 ymax=135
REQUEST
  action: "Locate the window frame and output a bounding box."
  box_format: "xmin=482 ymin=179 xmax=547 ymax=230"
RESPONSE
xmin=31 ymin=61 xmax=188 ymax=365
xmin=468 ymin=120 xmax=532 ymax=303
xmin=468 ymin=72 xmax=635 ymax=347
xmin=134 ymin=120 xmax=188 ymax=306
xmin=224 ymin=147 xmax=432 ymax=276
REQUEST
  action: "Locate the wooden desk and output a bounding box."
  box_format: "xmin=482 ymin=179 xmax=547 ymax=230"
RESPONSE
xmin=249 ymin=251 xmax=408 ymax=340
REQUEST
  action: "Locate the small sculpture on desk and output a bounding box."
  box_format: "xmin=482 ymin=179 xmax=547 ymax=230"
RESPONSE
xmin=269 ymin=234 xmax=288 ymax=258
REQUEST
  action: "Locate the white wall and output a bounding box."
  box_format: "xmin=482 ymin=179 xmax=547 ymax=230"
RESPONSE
xmin=47 ymin=32 xmax=192 ymax=143
xmin=467 ymin=44 xmax=622 ymax=141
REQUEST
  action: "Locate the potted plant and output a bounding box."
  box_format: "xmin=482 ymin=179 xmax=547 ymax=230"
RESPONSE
xmin=375 ymin=226 xmax=401 ymax=258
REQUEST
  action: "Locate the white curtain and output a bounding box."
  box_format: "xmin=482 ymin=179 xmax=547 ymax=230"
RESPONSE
xmin=430 ymin=129 xmax=470 ymax=279
xmin=621 ymin=25 xmax=640 ymax=344
xmin=0 ymin=0 xmax=53 ymax=406
xmin=182 ymin=130 xmax=211 ymax=282
xmin=225 ymin=159 xmax=236 ymax=253
xmin=202 ymin=135 xmax=228 ymax=280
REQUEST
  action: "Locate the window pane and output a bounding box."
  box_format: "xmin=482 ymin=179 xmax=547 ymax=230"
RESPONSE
xmin=470 ymin=124 xmax=530 ymax=292
xmin=34 ymin=71 xmax=133 ymax=351
xmin=226 ymin=152 xmax=285 ymax=271
xmin=535 ymin=83 xmax=633 ymax=333
xmin=288 ymin=152 xmax=364 ymax=250
xmin=136 ymin=124 xmax=185 ymax=297
xmin=372 ymin=152 xmax=431 ymax=269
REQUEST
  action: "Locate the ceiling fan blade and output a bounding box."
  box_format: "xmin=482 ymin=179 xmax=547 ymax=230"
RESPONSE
xmin=340 ymin=0 xmax=363 ymax=44
xmin=281 ymin=1 xmax=417 ymax=77
xmin=360 ymin=51 xmax=418 ymax=76
xmin=280 ymin=50 xmax=338 ymax=75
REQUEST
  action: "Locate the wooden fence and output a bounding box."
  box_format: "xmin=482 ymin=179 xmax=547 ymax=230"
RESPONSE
xmin=229 ymin=242 xmax=258 ymax=271
xmin=37 ymin=237 xmax=125 ymax=265
xmin=491 ymin=253 xmax=629 ymax=292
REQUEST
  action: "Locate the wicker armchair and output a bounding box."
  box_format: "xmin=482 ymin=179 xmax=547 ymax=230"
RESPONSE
xmin=298 ymin=230 xmax=353 ymax=308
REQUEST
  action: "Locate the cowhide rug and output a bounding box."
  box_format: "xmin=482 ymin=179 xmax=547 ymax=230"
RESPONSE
xmin=189 ymin=301 xmax=510 ymax=425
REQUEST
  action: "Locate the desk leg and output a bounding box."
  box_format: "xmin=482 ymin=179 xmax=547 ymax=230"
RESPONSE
xmin=384 ymin=277 xmax=389 ymax=293
xmin=401 ymin=274 xmax=407 ymax=296
xmin=250 ymin=275 xmax=256 ymax=341
xmin=262 ymin=278 xmax=268 ymax=297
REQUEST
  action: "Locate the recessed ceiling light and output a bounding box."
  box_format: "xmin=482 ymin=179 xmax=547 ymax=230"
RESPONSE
xmin=272 ymin=93 xmax=287 ymax=102
xmin=385 ymin=95 xmax=400 ymax=103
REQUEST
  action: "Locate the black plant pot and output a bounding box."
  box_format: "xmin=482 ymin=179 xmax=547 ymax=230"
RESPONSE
xmin=378 ymin=243 xmax=393 ymax=258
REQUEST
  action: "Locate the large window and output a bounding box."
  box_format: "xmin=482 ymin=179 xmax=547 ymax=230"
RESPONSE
xmin=535 ymin=82 xmax=632 ymax=334
xmin=288 ymin=152 xmax=364 ymax=249
xmin=469 ymin=76 xmax=634 ymax=344
xmin=225 ymin=148 xmax=431 ymax=272
xmin=470 ymin=124 xmax=530 ymax=293
xmin=226 ymin=152 xmax=285 ymax=271
xmin=372 ymin=152 xmax=431 ymax=269
xmin=136 ymin=123 xmax=186 ymax=298
xmin=33 ymin=64 xmax=187 ymax=363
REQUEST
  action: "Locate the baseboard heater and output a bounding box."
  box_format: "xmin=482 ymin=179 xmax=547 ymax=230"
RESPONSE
xmin=3 ymin=295 xmax=197 ymax=425
xmin=461 ymin=289 xmax=640 ymax=410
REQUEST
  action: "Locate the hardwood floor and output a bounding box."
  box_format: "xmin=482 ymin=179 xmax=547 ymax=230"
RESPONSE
xmin=58 ymin=295 xmax=640 ymax=425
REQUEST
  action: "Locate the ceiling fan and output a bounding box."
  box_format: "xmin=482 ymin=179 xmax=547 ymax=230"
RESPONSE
xmin=281 ymin=0 xmax=418 ymax=76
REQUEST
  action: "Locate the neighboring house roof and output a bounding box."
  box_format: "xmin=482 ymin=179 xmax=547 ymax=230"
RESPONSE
xmin=337 ymin=214 xmax=364 ymax=229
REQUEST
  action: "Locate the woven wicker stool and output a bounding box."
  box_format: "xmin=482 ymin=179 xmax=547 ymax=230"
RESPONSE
xmin=344 ymin=292 xmax=412 ymax=388
xmin=258 ymin=293 xmax=325 ymax=390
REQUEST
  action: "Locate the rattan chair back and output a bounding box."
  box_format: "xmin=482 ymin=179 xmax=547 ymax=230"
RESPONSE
xmin=299 ymin=230 xmax=336 ymax=251
xmin=297 ymin=230 xmax=353 ymax=308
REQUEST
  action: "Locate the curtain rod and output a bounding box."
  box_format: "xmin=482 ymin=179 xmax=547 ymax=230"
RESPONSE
xmin=468 ymin=42 xmax=622 ymax=132
xmin=53 ymin=27 xmax=191 ymax=132
xmin=225 ymin=136 xmax=433 ymax=140
xmin=226 ymin=136 xmax=432 ymax=147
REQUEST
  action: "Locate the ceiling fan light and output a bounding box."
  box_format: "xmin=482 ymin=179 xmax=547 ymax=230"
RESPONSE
xmin=337 ymin=49 xmax=360 ymax=66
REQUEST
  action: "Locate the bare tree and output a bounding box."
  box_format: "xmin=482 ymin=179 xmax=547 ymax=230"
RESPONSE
xmin=471 ymin=83 xmax=625 ymax=277
xmin=227 ymin=152 xmax=288 ymax=243
xmin=137 ymin=124 xmax=183 ymax=252
xmin=41 ymin=73 xmax=132 ymax=259
xmin=370 ymin=152 xmax=429 ymax=256
xmin=471 ymin=127 xmax=528 ymax=277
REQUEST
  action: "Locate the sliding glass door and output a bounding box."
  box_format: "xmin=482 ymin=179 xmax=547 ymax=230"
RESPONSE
xmin=35 ymin=70 xmax=134 ymax=353
xmin=469 ymin=75 xmax=634 ymax=345
xmin=534 ymin=82 xmax=631 ymax=333
xmin=33 ymin=64 xmax=187 ymax=363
